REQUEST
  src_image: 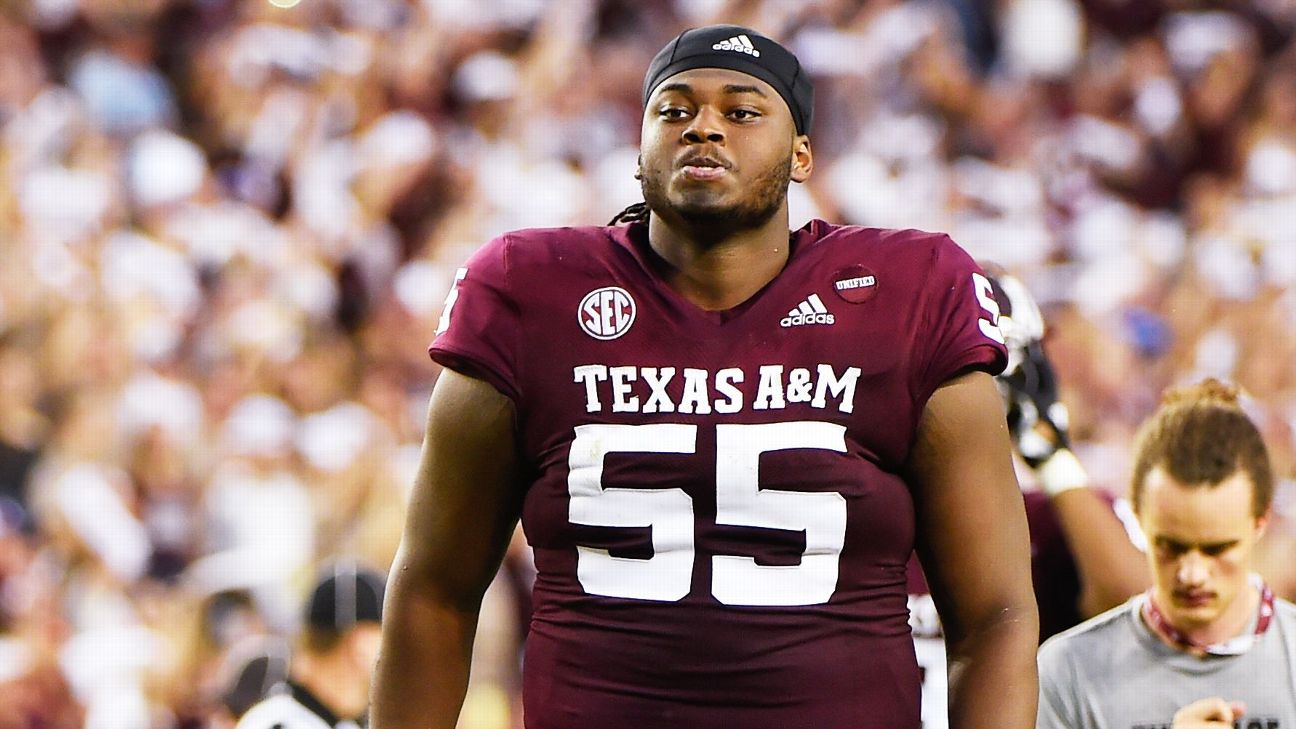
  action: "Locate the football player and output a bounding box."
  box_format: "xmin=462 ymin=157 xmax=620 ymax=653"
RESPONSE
xmin=908 ymin=270 xmax=1151 ymax=728
xmin=373 ymin=25 xmax=1038 ymax=729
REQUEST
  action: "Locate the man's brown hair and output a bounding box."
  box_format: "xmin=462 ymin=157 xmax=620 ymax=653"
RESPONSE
xmin=1130 ymin=378 xmax=1273 ymax=517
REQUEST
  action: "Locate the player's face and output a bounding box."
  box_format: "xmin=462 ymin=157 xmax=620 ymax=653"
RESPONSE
xmin=639 ymin=68 xmax=811 ymax=230
xmin=1138 ymin=466 xmax=1267 ymax=637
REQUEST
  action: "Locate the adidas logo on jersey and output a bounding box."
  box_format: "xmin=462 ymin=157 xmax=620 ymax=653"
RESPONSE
xmin=712 ymin=34 xmax=761 ymax=57
xmin=780 ymin=294 xmax=834 ymax=327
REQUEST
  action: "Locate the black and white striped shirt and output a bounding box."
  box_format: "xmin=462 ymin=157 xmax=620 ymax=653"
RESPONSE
xmin=235 ymin=681 xmax=365 ymax=729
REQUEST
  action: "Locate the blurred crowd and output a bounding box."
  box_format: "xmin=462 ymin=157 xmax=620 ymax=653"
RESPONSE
xmin=0 ymin=0 xmax=1294 ymax=727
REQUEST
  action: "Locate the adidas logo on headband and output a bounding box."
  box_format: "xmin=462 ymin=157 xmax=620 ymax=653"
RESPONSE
xmin=643 ymin=25 xmax=813 ymax=134
xmin=712 ymin=34 xmax=761 ymax=57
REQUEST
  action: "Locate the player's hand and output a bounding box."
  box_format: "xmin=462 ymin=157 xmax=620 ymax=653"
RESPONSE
xmin=1000 ymin=339 xmax=1070 ymax=469
xmin=982 ymin=268 xmax=1066 ymax=468
xmin=985 ymin=268 xmax=1089 ymax=497
xmin=1171 ymin=697 xmax=1246 ymax=728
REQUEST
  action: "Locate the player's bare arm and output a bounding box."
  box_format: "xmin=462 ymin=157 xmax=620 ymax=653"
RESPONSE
xmin=906 ymin=370 xmax=1039 ymax=729
xmin=1049 ymin=481 xmax=1149 ymax=616
xmin=371 ymin=369 xmax=523 ymax=729
xmin=993 ymin=272 xmax=1149 ymax=617
xmin=1018 ymin=374 xmax=1150 ymax=616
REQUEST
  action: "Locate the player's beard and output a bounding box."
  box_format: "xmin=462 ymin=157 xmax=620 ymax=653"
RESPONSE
xmin=641 ymin=150 xmax=792 ymax=234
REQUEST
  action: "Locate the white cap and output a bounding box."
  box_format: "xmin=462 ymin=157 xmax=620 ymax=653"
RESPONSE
xmin=452 ymin=51 xmax=518 ymax=102
xmin=1245 ymin=139 xmax=1296 ymax=197
xmin=127 ymin=129 xmax=207 ymax=209
xmin=1163 ymin=11 xmax=1253 ymax=76
xmin=100 ymin=230 xmax=201 ymax=316
xmin=18 ymin=165 xmax=112 ymax=245
xmin=1001 ymin=0 xmax=1084 ymax=79
xmin=116 ymin=369 xmax=206 ymax=447
xmin=422 ymin=0 xmax=544 ymax=30
xmin=393 ymin=259 xmax=448 ymax=318
xmin=53 ymin=464 xmax=150 ymax=582
xmin=358 ymin=110 xmax=436 ymax=169
xmin=221 ymin=395 xmax=297 ymax=459
xmin=295 ymin=402 xmax=375 ymax=473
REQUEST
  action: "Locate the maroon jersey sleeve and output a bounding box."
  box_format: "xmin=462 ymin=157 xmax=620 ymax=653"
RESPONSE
xmin=911 ymin=236 xmax=1008 ymax=408
xmin=427 ymin=234 xmax=522 ymax=401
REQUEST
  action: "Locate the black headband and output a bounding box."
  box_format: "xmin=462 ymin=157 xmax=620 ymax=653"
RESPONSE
xmin=642 ymin=25 xmax=814 ymax=135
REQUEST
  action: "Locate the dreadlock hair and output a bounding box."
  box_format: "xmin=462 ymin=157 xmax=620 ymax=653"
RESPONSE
xmin=608 ymin=202 xmax=649 ymax=226
xmin=1129 ymin=378 xmax=1274 ymax=518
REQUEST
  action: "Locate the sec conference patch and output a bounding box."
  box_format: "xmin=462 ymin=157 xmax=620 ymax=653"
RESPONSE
xmin=579 ymin=287 xmax=637 ymax=340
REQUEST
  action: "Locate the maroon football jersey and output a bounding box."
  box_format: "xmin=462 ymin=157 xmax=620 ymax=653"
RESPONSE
xmin=430 ymin=220 xmax=1007 ymax=729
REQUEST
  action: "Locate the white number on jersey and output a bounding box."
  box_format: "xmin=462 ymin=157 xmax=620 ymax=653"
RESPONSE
xmin=434 ymin=267 xmax=469 ymax=335
xmin=568 ymin=423 xmax=697 ymax=601
xmin=568 ymin=421 xmax=849 ymax=606
xmin=713 ymin=422 xmax=847 ymax=606
xmin=971 ymin=272 xmax=1005 ymax=344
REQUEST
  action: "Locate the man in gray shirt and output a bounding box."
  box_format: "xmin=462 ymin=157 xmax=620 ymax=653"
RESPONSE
xmin=1037 ymin=379 xmax=1296 ymax=729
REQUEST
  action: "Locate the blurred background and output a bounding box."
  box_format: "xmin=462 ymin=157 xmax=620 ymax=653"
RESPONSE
xmin=0 ymin=0 xmax=1294 ymax=726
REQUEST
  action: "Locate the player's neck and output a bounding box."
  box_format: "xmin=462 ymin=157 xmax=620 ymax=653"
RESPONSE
xmin=645 ymin=209 xmax=793 ymax=311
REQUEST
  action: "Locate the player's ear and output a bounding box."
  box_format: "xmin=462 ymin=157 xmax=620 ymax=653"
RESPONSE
xmin=634 ymin=155 xmax=643 ymax=180
xmin=791 ymin=136 xmax=812 ymax=184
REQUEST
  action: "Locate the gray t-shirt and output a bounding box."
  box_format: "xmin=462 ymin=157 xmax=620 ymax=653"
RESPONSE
xmin=1037 ymin=593 xmax=1296 ymax=729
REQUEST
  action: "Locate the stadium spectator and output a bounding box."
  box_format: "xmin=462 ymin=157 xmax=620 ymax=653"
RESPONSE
xmin=909 ymin=269 xmax=1150 ymax=728
xmin=1037 ymin=379 xmax=1296 ymax=728
xmin=992 ymin=269 xmax=1151 ymax=627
